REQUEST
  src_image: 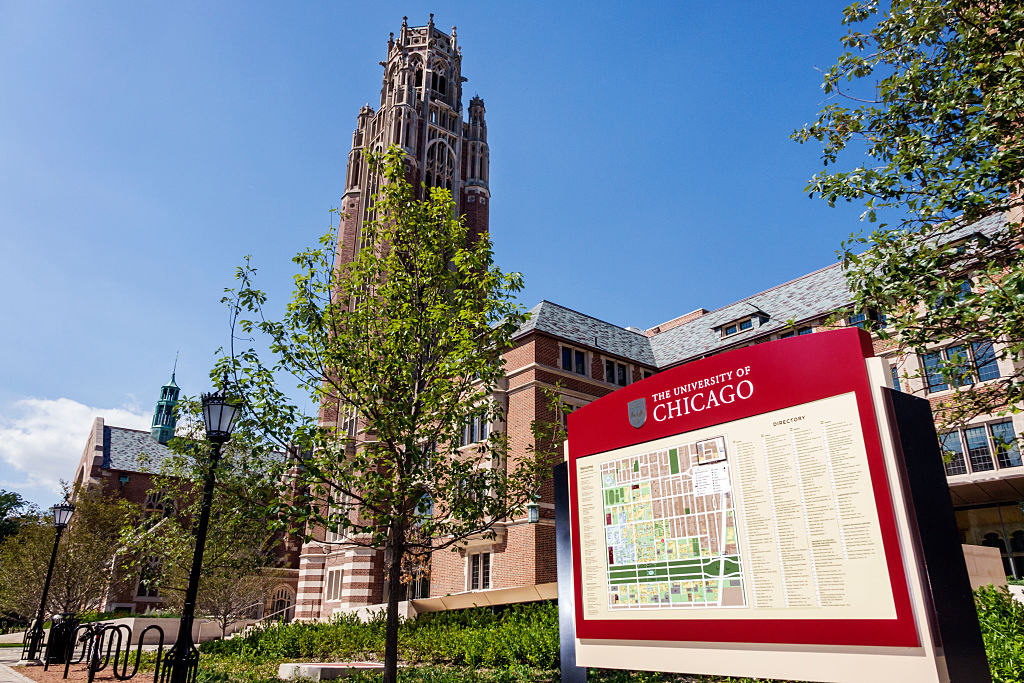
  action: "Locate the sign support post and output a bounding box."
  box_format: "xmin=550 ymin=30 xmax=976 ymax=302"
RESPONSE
xmin=882 ymin=388 xmax=989 ymax=680
xmin=554 ymin=462 xmax=586 ymax=683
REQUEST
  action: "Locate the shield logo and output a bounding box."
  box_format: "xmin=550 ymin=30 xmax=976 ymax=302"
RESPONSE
xmin=627 ymin=397 xmax=647 ymax=429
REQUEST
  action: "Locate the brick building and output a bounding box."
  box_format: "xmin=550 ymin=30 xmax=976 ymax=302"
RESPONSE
xmin=72 ymin=374 xmax=301 ymax=617
xmin=295 ymin=18 xmax=1023 ymax=620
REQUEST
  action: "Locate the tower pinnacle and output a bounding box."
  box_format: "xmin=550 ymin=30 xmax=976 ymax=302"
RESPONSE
xmin=150 ymin=362 xmax=180 ymax=444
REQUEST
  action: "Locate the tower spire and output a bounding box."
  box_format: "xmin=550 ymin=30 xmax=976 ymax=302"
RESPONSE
xmin=150 ymin=360 xmax=180 ymax=444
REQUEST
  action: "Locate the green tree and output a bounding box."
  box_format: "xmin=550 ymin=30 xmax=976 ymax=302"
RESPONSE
xmin=0 ymin=486 xmax=133 ymax=619
xmin=118 ymin=408 xmax=283 ymax=635
xmin=794 ymin=1 xmax=1024 ymax=429
xmin=0 ymin=489 xmax=28 ymax=544
xmin=216 ymin=146 xmax=544 ymax=683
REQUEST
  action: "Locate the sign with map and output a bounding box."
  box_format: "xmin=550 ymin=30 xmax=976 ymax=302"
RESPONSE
xmin=566 ymin=329 xmax=918 ymax=648
xmin=600 ymin=435 xmax=745 ymax=610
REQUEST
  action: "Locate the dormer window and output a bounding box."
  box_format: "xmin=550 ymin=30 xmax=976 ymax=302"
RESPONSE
xmin=721 ymin=315 xmax=764 ymax=338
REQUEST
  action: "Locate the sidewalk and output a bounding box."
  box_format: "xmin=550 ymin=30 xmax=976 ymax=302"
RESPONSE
xmin=0 ymin=648 xmax=36 ymax=683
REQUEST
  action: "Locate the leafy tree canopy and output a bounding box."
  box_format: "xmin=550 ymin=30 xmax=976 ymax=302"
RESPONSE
xmin=0 ymin=486 xmax=133 ymax=620
xmin=213 ymin=146 xmax=546 ymax=683
xmin=794 ymin=0 xmax=1024 ymax=428
xmin=0 ymin=489 xmax=28 ymax=543
xmin=118 ymin=399 xmax=285 ymax=633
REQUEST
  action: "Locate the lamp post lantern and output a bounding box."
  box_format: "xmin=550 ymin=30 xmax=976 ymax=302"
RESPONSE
xmin=22 ymin=502 xmax=75 ymax=661
xmin=526 ymin=494 xmax=540 ymax=524
xmin=160 ymin=385 xmax=239 ymax=683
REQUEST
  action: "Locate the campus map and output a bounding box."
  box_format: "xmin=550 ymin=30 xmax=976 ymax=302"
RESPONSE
xmin=600 ymin=436 xmax=746 ymax=609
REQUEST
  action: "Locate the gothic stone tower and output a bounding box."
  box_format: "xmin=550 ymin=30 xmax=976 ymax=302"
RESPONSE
xmin=333 ymin=14 xmax=490 ymax=272
xmin=296 ymin=15 xmax=490 ymax=621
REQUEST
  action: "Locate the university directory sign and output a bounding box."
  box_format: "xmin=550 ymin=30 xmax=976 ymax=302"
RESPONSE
xmin=565 ymin=329 xmax=976 ymax=681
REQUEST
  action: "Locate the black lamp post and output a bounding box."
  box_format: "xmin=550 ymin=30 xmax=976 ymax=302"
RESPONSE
xmin=160 ymin=386 xmax=239 ymax=683
xmin=22 ymin=501 xmax=75 ymax=661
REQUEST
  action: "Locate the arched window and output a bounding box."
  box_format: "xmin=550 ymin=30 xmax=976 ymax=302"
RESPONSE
xmin=143 ymin=491 xmax=168 ymax=519
xmin=425 ymin=141 xmax=455 ymax=192
xmin=270 ymin=585 xmax=295 ymax=621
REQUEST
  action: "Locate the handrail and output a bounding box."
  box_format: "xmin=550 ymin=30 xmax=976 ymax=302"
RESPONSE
xmin=234 ymin=602 xmax=294 ymax=635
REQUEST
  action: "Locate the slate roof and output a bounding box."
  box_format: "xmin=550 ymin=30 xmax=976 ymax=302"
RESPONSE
xmin=515 ymin=301 xmax=656 ymax=366
xmin=648 ymin=263 xmax=853 ymax=367
xmin=515 ymin=214 xmax=1006 ymax=371
xmin=102 ymin=426 xmax=176 ymax=473
xmin=925 ymin=211 xmax=1006 ymax=245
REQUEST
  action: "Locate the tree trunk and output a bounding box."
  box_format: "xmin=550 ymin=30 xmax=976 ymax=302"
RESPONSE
xmin=383 ymin=528 xmax=404 ymax=683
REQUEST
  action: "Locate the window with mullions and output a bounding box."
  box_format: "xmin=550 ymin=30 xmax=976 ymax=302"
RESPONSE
xmin=942 ymin=421 xmax=1022 ymax=475
xmin=847 ymin=309 xmax=886 ymax=330
xmin=468 ymin=551 xmax=491 ymax=591
xmin=721 ymin=316 xmax=763 ymax=338
xmin=561 ymin=346 xmax=587 ymax=376
xmin=991 ymin=422 xmax=1023 ymax=468
xmin=325 ymin=568 xmax=344 ymax=602
xmin=459 ymin=413 xmax=489 ymax=447
xmin=964 ymin=426 xmax=995 ymax=472
xmin=973 ymin=341 xmax=1000 ymax=381
xmin=890 ymin=365 xmax=902 ymax=392
xmin=941 ymin=432 xmax=968 ymax=476
xmin=604 ymin=359 xmax=629 ymax=387
xmin=936 ymin=278 xmax=973 ymax=308
xmin=136 ymin=557 xmax=161 ymax=598
xmin=922 ymin=341 xmax=1001 ymax=393
xmin=780 ymin=327 xmax=812 ymax=338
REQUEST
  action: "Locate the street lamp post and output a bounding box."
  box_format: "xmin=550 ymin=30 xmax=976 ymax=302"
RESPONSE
xmin=159 ymin=386 xmax=239 ymax=683
xmin=22 ymin=502 xmax=75 ymax=661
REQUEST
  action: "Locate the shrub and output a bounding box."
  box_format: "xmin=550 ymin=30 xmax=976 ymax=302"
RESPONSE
xmin=975 ymin=585 xmax=1024 ymax=683
xmin=199 ymin=602 xmax=558 ymax=669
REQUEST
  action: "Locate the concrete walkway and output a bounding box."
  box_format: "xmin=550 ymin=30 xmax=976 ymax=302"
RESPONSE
xmin=0 ymin=648 xmax=37 ymax=683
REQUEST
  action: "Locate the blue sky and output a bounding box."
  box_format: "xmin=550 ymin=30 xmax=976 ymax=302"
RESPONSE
xmin=0 ymin=1 xmax=873 ymax=505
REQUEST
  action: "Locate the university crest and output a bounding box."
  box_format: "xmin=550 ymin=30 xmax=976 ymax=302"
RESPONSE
xmin=627 ymin=397 xmax=647 ymax=429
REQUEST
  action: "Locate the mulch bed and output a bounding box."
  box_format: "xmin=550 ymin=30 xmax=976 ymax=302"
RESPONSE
xmin=15 ymin=663 xmax=144 ymax=683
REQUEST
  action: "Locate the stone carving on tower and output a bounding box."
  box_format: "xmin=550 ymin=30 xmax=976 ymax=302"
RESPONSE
xmin=335 ymin=14 xmax=490 ymax=272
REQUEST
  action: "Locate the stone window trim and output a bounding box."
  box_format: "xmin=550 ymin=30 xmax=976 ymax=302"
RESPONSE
xmin=560 ymin=345 xmax=589 ymax=377
xmin=603 ymin=357 xmax=631 ymax=387
xmin=467 ymin=550 xmax=492 ymax=591
xmin=325 ymin=567 xmax=344 ymax=602
xmin=920 ymin=340 xmax=1001 ymax=394
xmin=941 ymin=419 xmax=1022 ymax=476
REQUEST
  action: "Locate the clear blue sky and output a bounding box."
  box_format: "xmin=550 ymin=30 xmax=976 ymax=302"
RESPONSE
xmin=0 ymin=1 xmax=872 ymax=506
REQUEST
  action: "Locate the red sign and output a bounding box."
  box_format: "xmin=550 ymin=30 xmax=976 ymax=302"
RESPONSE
xmin=567 ymin=328 xmax=918 ymax=647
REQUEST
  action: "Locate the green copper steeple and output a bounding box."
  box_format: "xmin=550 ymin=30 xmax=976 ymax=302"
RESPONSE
xmin=151 ymin=360 xmax=180 ymax=444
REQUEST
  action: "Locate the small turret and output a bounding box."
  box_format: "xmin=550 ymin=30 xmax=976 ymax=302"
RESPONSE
xmin=150 ymin=365 xmax=180 ymax=444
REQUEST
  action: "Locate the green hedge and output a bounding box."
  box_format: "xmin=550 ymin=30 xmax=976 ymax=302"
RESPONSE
xmin=200 ymin=602 xmax=559 ymax=669
xmin=199 ymin=589 xmax=1024 ymax=682
xmin=976 ymin=585 xmax=1024 ymax=683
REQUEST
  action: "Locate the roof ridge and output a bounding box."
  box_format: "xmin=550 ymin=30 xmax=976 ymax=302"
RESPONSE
xmin=662 ymin=261 xmax=845 ymax=328
xmin=535 ymin=300 xmax=647 ymax=336
xmin=108 ymin=425 xmax=155 ymax=435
